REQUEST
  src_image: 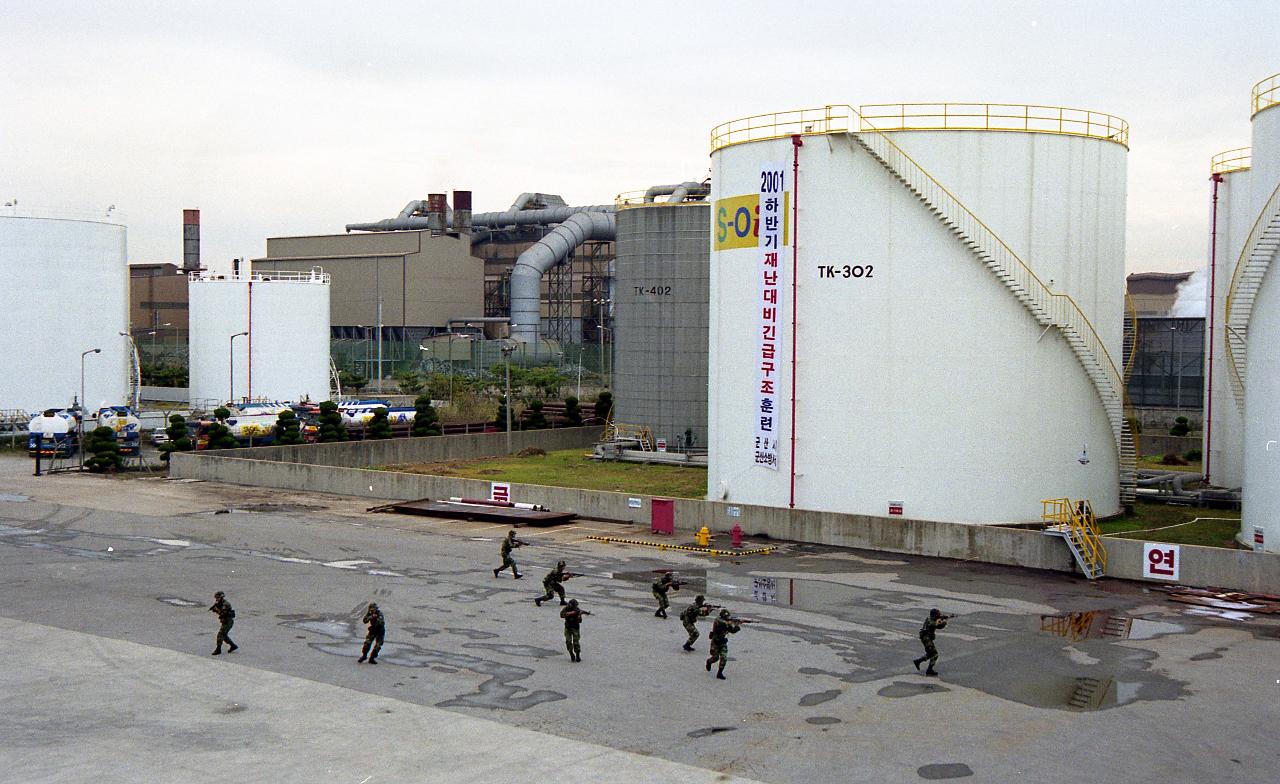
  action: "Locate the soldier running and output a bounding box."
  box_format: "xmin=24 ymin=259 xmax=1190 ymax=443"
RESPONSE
xmin=679 ymin=595 xmax=715 ymax=651
xmin=209 ymin=591 xmax=238 ymax=655
xmin=492 ymin=529 xmax=525 ymax=579
xmin=652 ymin=572 xmax=681 ymax=618
xmin=913 ymin=608 xmax=950 ymax=677
xmin=358 ymin=602 xmax=385 ymax=664
xmin=560 ymin=598 xmax=590 ymax=662
xmin=705 ymin=609 xmax=741 ymax=680
xmin=535 ymin=560 xmax=570 ymax=606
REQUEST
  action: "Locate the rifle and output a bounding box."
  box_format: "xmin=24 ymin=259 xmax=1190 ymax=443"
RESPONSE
xmin=702 ymin=603 xmax=723 ymax=611
xmin=562 ymin=572 xmax=585 ymax=580
xmin=728 ymin=618 xmax=757 ymax=625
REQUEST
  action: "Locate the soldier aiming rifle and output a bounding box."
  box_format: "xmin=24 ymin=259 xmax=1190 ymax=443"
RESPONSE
xmin=535 ymin=560 xmax=585 ymax=606
xmin=492 ymin=529 xmax=527 ymax=579
xmin=560 ymin=598 xmax=591 ymax=662
xmin=209 ymin=591 xmax=238 ymax=656
xmin=651 ymin=571 xmax=685 ymax=619
xmin=705 ymin=609 xmax=753 ymax=680
xmin=913 ymin=608 xmax=952 ymax=677
xmin=679 ymin=595 xmax=721 ymax=651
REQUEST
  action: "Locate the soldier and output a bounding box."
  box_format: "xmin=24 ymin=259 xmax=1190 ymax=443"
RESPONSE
xmin=560 ymin=598 xmax=590 ymax=662
xmin=652 ymin=572 xmax=681 ymax=618
xmin=358 ymin=602 xmax=385 ymax=664
xmin=492 ymin=529 xmax=525 ymax=579
xmin=209 ymin=591 xmax=238 ymax=655
xmin=705 ymin=609 xmax=741 ymax=680
xmin=535 ymin=560 xmax=569 ymax=607
xmin=679 ymin=595 xmax=715 ymax=651
xmin=913 ymin=608 xmax=950 ymax=677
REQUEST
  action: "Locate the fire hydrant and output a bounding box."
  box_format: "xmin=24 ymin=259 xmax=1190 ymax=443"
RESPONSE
xmin=731 ymin=523 xmax=744 ymax=548
xmin=695 ymin=526 xmax=711 ymax=547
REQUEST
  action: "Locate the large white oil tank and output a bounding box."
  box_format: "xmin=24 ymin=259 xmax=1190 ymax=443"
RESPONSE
xmin=1234 ymin=71 xmax=1280 ymax=552
xmin=708 ymin=103 xmax=1129 ymax=523
xmin=188 ymin=268 xmax=331 ymax=407
xmin=0 ymin=213 xmax=129 ymax=412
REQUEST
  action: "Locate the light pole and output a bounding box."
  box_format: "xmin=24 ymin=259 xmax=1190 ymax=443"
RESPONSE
xmin=501 ymin=337 xmax=516 ymax=455
xmin=1170 ymin=324 xmax=1182 ymax=410
xmin=375 ymin=296 xmax=383 ymax=393
xmin=594 ymin=297 xmax=612 ymax=390
xmin=229 ymin=331 xmax=248 ymax=405
xmin=80 ymin=348 xmax=101 ymax=470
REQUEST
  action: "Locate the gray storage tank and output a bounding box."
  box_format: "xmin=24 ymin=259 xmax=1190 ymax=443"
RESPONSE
xmin=612 ymin=198 xmax=710 ymax=450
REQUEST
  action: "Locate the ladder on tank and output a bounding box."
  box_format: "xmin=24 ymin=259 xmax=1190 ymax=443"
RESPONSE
xmin=1224 ymin=180 xmax=1280 ymax=411
xmin=1042 ymin=498 xmax=1106 ymax=579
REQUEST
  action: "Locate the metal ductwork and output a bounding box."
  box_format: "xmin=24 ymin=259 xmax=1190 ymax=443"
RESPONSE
xmin=345 ymin=204 xmax=612 ymax=234
xmin=510 ymin=211 xmax=616 ymax=343
xmin=644 ymin=181 xmax=710 ymax=203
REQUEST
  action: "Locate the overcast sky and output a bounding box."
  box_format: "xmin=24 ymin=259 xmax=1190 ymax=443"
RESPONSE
xmin=2 ymin=1 xmax=1276 ymax=274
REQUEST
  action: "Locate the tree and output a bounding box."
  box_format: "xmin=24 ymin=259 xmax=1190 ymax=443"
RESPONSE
xmin=204 ymin=418 xmax=241 ymax=450
xmin=1169 ymin=416 xmax=1190 ymax=437
xmin=563 ymin=396 xmax=582 ymax=426
xmin=494 ymin=397 xmax=509 ymax=431
xmin=594 ymin=391 xmax=613 ymax=423
xmin=159 ymin=414 xmax=193 ymax=463
xmin=274 ymin=410 xmax=303 ymax=445
xmin=213 ymin=407 xmax=231 ymax=422
xmin=395 ymin=370 xmax=425 ymax=395
xmin=339 ymin=370 xmax=369 ymax=393
xmin=524 ymin=400 xmax=548 ymax=430
xmin=367 ymin=407 xmax=393 ymax=439
xmin=84 ymin=426 xmax=124 ymax=472
xmin=412 ymin=395 xmax=441 ymax=436
xmin=525 ymin=366 xmax=565 ymax=398
xmin=317 ymin=401 xmax=347 ymax=443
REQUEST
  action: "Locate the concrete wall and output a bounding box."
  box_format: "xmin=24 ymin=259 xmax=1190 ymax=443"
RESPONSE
xmin=1138 ymin=434 xmax=1202 ymax=460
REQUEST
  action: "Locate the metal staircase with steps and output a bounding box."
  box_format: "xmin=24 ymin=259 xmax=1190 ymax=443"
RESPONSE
xmin=843 ymin=112 xmax=1137 ymax=508
xmin=1042 ymin=497 xmax=1107 ymax=579
xmin=1224 ymin=180 xmax=1280 ymax=411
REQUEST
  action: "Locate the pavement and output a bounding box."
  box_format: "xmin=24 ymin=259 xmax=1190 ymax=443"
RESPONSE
xmin=0 ymin=452 xmax=1276 ymax=783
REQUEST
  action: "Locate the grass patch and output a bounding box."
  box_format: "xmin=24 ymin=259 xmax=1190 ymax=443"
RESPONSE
xmin=389 ymin=448 xmax=708 ymax=498
xmin=1100 ymin=502 xmax=1241 ymax=548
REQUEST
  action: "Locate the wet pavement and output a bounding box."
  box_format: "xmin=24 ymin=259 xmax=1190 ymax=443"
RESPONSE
xmin=0 ymin=454 xmax=1277 ymax=783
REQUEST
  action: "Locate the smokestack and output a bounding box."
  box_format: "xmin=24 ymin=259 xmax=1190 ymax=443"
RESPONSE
xmin=182 ymin=209 xmax=201 ymax=272
xmin=452 ymin=190 xmax=472 ymax=234
xmin=426 ymin=194 xmax=447 ymax=233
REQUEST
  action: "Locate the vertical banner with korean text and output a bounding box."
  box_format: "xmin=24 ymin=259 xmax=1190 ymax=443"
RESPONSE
xmin=755 ymin=162 xmax=786 ymax=470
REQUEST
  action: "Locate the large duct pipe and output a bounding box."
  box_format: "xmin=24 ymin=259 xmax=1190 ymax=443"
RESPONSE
xmin=345 ymin=204 xmax=612 ymax=234
xmin=509 ymin=211 xmax=616 ymax=343
xmin=644 ymin=181 xmax=709 ymax=203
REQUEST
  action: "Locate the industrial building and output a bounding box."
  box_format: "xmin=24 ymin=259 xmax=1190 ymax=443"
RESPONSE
xmin=1205 ymin=71 xmax=1280 ymax=551
xmin=0 ymin=212 xmax=130 ymax=414
xmin=708 ymin=103 xmax=1133 ymax=523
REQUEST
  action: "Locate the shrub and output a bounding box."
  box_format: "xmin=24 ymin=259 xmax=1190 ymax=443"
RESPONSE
xmin=159 ymin=414 xmax=192 ymax=462
xmin=594 ymin=391 xmax=613 ymax=423
xmin=1169 ymin=416 xmax=1190 ymax=437
xmin=274 ymin=410 xmax=303 ymax=445
xmin=412 ymin=395 xmax=441 ymax=437
xmin=366 ymin=407 xmax=393 ymax=440
xmin=1160 ymin=452 xmax=1189 ymax=466
xmin=204 ymin=421 xmax=240 ymax=450
xmin=213 ymin=407 xmax=231 ymax=422
xmin=317 ymin=401 xmax=347 ymax=443
xmin=494 ymin=397 xmax=510 ymax=431
xmin=395 ymin=370 xmax=425 ymax=395
xmin=563 ymin=396 xmax=582 ymax=426
xmin=339 ymin=370 xmax=369 ymax=392
xmin=524 ymin=400 xmax=548 ymax=430
xmin=1184 ymin=449 xmax=1202 ymax=462
xmin=85 ymin=426 xmax=124 ymax=472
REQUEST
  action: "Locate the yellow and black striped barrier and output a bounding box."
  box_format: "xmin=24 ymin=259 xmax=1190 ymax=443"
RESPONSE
xmin=586 ymin=535 xmax=774 ymax=557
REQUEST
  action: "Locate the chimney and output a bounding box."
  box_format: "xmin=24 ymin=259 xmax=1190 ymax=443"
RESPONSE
xmin=452 ymin=190 xmax=472 ymax=234
xmin=182 ymin=209 xmax=201 ymax=272
xmin=426 ymin=193 xmax=447 ymax=233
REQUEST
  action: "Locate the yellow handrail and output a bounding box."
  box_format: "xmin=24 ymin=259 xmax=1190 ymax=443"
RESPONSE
xmin=614 ymin=190 xmax=704 ymax=208
xmin=1252 ymin=72 xmax=1280 ymax=117
xmin=1042 ymin=498 xmax=1107 ymax=573
xmin=1223 ymin=178 xmax=1280 ymax=397
xmin=709 ymin=102 xmax=1130 ymax=152
xmin=1210 ymin=147 xmax=1252 ymax=175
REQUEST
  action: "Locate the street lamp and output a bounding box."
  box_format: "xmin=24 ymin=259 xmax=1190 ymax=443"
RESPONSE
xmin=80 ymin=348 xmax=101 ymax=470
xmin=501 ymin=336 xmax=516 ymax=454
xmin=230 ymin=331 xmax=248 ymax=405
xmin=593 ymin=298 xmax=613 ymax=390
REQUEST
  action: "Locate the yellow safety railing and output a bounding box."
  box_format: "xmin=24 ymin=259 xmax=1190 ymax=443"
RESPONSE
xmin=1210 ymin=147 xmax=1252 ymax=175
xmin=1223 ymin=178 xmax=1280 ymax=403
xmin=710 ymin=102 xmax=1130 ymax=152
xmin=1042 ymin=498 xmax=1107 ymax=574
xmin=1253 ymin=72 xmax=1280 ymax=117
xmin=614 ymin=190 xmax=704 ymax=208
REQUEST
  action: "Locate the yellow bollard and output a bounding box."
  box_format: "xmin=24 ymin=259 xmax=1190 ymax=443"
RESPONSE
xmin=695 ymin=526 xmax=711 ymax=547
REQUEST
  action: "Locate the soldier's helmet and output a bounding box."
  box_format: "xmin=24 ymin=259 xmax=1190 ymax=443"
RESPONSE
xmin=719 ymin=609 xmax=731 ymax=618
xmin=369 ymin=602 xmax=378 ymax=609
xmin=214 ymin=591 xmax=224 ymax=599
xmin=695 ymin=594 xmax=705 ymax=604
xmin=508 ymin=529 xmax=516 ymax=538
xmin=930 ymin=608 xmax=941 ymax=618
xmin=557 ymin=560 xmax=566 ymax=569
xmin=569 ymin=599 xmax=579 ymax=607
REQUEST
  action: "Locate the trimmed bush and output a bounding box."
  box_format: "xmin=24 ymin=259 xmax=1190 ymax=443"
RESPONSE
xmin=412 ymin=395 xmax=441 ymax=437
xmin=317 ymin=401 xmax=347 ymax=443
xmin=275 ymin=410 xmax=303 ymax=445
xmin=159 ymin=414 xmax=193 ymax=463
xmin=85 ymin=426 xmax=124 ymax=472
xmin=367 ymin=407 xmax=393 ymax=440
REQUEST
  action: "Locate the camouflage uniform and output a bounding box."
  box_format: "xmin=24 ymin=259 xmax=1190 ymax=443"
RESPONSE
xmin=536 ymin=562 xmax=567 ymax=606
xmin=209 ymin=593 xmax=237 ymax=655
xmin=705 ymin=612 xmax=740 ymax=679
xmin=679 ymin=597 xmax=712 ymax=651
xmin=913 ymin=610 xmax=948 ymax=676
xmin=652 ymin=574 xmax=676 ymax=618
xmin=359 ymin=604 xmax=385 ymax=664
xmin=493 ymin=531 xmax=523 ymax=578
xmin=560 ymin=601 xmax=586 ymax=662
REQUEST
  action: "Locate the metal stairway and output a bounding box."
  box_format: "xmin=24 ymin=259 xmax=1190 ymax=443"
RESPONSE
xmin=847 ymin=119 xmax=1136 ymax=507
xmin=1224 ymin=180 xmax=1280 ymax=411
xmin=1042 ymin=498 xmax=1107 ymax=579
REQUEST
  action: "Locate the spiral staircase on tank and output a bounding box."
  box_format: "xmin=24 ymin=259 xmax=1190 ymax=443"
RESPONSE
xmin=840 ymin=111 xmax=1137 ymax=509
xmin=1224 ymin=180 xmax=1280 ymax=411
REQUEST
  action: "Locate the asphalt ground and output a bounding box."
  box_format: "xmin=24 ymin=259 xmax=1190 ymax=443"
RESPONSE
xmin=0 ymin=454 xmax=1276 ymax=783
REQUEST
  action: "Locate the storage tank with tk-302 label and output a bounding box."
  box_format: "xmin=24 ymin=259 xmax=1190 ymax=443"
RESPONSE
xmin=0 ymin=213 xmax=129 ymax=412
xmin=707 ymin=103 xmax=1132 ymax=523
xmin=613 ymin=195 xmax=710 ymax=450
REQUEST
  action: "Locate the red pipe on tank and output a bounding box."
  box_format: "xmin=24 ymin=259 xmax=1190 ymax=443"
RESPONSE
xmin=247 ymin=280 xmax=254 ymax=402
xmin=1204 ymin=172 xmax=1223 ymax=485
xmin=790 ymin=134 xmax=803 ymax=509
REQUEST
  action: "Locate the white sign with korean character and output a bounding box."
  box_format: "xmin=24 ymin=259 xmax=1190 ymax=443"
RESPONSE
xmin=1142 ymin=542 xmax=1180 ymax=581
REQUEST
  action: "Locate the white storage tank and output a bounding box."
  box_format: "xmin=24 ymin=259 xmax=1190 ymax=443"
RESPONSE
xmin=188 ymin=268 xmax=331 ymax=407
xmin=708 ymin=103 xmax=1130 ymax=523
xmin=1233 ymin=72 xmax=1280 ymax=552
xmin=0 ymin=213 xmax=129 ymax=412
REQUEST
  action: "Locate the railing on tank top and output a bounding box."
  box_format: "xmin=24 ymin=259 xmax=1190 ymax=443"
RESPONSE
xmin=1211 ymin=147 xmax=1252 ymax=175
xmin=1223 ymin=179 xmax=1280 ymax=398
xmin=1253 ymin=72 xmax=1280 ymax=117
xmin=188 ymin=269 xmax=331 ymax=284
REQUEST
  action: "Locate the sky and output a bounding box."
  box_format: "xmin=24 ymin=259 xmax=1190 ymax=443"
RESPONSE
xmin=1 ymin=0 xmax=1277 ymax=275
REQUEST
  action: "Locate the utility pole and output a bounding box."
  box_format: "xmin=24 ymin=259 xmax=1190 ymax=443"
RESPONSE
xmin=376 ymin=296 xmax=383 ymax=393
xmin=501 ymin=338 xmax=516 ymax=454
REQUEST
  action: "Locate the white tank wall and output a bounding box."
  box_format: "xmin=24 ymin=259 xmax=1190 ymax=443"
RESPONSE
xmin=0 ymin=216 xmax=129 ymax=412
xmin=709 ymin=131 xmax=1120 ymax=523
xmin=189 ymin=275 xmax=331 ymax=406
xmin=1249 ymin=103 xmax=1280 ymax=213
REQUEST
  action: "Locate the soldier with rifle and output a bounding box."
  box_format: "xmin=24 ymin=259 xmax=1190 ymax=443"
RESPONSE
xmin=652 ymin=571 xmax=684 ymax=618
xmin=492 ymin=529 xmax=526 ymax=579
xmin=679 ymin=595 xmax=720 ymax=651
xmin=535 ymin=560 xmax=584 ymax=606
xmin=706 ymin=608 xmax=753 ymax=680
xmin=357 ymin=602 xmax=385 ymax=664
xmin=209 ymin=591 xmax=238 ymax=656
xmin=560 ymin=598 xmax=590 ymax=662
xmin=913 ymin=608 xmax=951 ymax=677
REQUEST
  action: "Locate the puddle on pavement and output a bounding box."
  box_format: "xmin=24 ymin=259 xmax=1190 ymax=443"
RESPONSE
xmin=686 ymin=726 xmax=736 ymax=738
xmin=917 ymin=763 xmax=974 ymax=780
xmin=805 ymin=716 xmax=841 ymax=725
xmin=0 ymin=493 xmax=31 ymax=503
xmin=798 ymin=689 xmax=840 ymax=707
